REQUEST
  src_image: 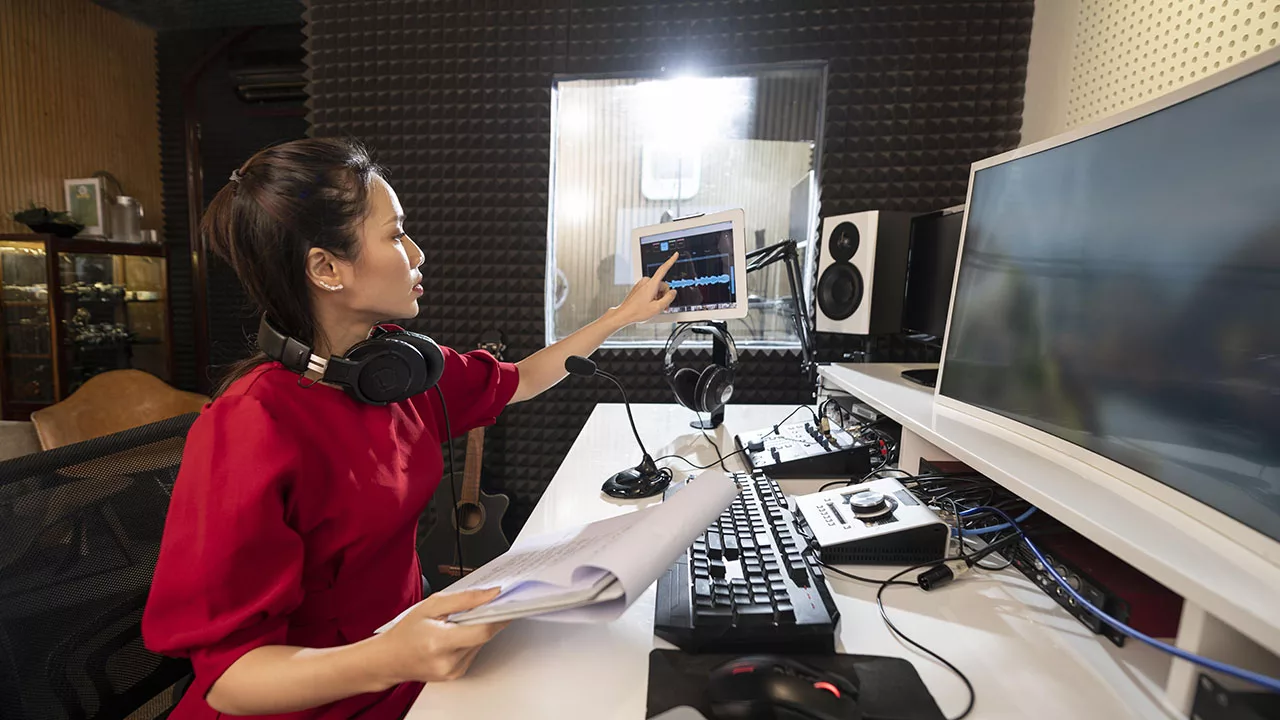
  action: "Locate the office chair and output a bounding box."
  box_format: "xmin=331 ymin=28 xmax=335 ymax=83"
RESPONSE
xmin=0 ymin=412 xmax=198 ymax=720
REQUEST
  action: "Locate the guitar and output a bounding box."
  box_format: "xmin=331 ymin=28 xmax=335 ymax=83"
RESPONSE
xmin=417 ymin=331 xmax=512 ymax=591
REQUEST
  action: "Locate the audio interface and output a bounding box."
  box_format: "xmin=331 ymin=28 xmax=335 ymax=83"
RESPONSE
xmin=735 ymin=421 xmax=878 ymax=479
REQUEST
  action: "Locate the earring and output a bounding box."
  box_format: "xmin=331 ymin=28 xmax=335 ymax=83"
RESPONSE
xmin=319 ymin=281 xmax=343 ymax=292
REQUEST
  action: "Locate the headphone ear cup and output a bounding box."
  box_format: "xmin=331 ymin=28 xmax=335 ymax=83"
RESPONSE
xmin=695 ymin=367 xmax=727 ymax=415
xmin=343 ymin=337 xmax=426 ymax=404
xmin=384 ymin=330 xmax=445 ymax=391
xmin=670 ymin=367 xmax=701 ymax=410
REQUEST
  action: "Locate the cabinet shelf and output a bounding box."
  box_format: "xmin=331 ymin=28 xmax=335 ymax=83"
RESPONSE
xmin=0 ymin=232 xmax=173 ymax=420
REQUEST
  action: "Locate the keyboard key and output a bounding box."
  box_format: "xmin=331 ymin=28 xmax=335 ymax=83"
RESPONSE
xmin=710 ymin=559 xmax=726 ymax=579
xmin=752 ymin=592 xmax=771 ymax=605
xmin=724 ymin=534 xmax=739 ymax=560
xmin=770 ymin=581 xmax=788 ymax=595
xmin=694 ymin=578 xmax=711 ymax=598
xmin=788 ymin=565 xmax=810 ymax=587
xmin=735 ymin=605 xmax=776 ymax=626
xmin=765 ymin=561 xmax=781 ymax=573
xmin=693 ymin=566 xmax=710 ymax=580
xmin=696 ymin=606 xmax=733 ymax=625
xmin=706 ymin=531 xmax=723 ymax=559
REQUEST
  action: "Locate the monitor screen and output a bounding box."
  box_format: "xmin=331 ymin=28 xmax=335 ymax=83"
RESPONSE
xmin=940 ymin=58 xmax=1280 ymax=544
xmin=903 ymin=207 xmax=965 ymax=339
xmin=639 ymin=220 xmax=738 ymax=315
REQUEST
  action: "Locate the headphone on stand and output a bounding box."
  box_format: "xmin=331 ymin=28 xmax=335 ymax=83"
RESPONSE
xmin=663 ymin=322 xmax=739 ymax=415
xmin=257 ymin=314 xmax=446 ymax=405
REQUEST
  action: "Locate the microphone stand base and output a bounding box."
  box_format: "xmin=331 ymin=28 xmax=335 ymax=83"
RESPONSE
xmin=601 ymin=466 xmax=670 ymax=499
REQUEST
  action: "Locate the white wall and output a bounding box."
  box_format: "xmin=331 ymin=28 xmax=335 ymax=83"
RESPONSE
xmin=1021 ymin=0 xmax=1083 ymax=145
xmin=1022 ymin=0 xmax=1280 ymax=145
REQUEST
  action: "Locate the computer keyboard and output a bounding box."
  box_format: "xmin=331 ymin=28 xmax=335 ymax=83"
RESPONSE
xmin=654 ymin=470 xmax=841 ymax=653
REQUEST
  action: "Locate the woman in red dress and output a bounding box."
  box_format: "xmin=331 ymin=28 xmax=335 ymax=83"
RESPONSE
xmin=142 ymin=138 xmax=677 ymax=719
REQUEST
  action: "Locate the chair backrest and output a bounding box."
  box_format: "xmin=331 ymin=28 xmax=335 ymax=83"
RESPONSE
xmin=0 ymin=412 xmax=198 ymax=720
xmin=30 ymin=371 xmax=208 ymax=451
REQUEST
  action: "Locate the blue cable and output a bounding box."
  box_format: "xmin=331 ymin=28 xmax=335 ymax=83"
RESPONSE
xmin=961 ymin=505 xmax=1280 ymax=694
xmin=952 ymin=507 xmax=1036 ymax=536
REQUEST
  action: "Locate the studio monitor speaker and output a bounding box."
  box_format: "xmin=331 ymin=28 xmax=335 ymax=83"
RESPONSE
xmin=815 ymin=211 xmax=913 ymax=335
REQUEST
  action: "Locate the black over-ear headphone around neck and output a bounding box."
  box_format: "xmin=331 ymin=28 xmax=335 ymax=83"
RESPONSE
xmin=257 ymin=315 xmax=446 ymax=405
xmin=663 ymin=322 xmax=739 ymax=415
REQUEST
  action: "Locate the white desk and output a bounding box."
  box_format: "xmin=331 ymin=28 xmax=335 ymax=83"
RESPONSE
xmin=407 ymin=403 xmax=1179 ymax=720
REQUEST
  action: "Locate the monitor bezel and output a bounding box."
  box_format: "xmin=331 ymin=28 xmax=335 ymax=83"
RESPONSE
xmin=934 ymin=46 xmax=1280 ymax=567
xmin=631 ymin=208 xmax=749 ymax=323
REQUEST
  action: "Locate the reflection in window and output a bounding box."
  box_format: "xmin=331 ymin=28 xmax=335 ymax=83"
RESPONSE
xmin=547 ymin=64 xmax=826 ymax=347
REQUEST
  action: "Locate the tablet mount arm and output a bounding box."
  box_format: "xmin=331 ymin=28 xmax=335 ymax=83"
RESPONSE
xmin=687 ymin=239 xmax=815 ymax=432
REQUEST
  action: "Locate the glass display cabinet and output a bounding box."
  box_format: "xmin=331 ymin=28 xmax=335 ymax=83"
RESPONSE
xmin=0 ymin=234 xmax=172 ymax=420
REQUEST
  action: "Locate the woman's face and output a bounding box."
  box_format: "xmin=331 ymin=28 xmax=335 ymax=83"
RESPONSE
xmin=343 ymin=175 xmax=425 ymax=320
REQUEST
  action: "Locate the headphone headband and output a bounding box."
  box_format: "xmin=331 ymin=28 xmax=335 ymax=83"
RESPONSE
xmin=258 ymin=315 xmax=326 ymax=375
xmin=663 ymin=322 xmax=739 ymax=375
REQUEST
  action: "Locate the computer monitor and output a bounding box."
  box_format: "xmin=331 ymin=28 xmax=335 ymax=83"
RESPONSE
xmin=633 ymin=208 xmax=749 ymax=323
xmin=902 ymin=205 xmax=965 ymax=341
xmin=937 ymin=49 xmax=1280 ymax=558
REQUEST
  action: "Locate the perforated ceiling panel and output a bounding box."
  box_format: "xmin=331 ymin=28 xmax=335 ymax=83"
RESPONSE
xmin=305 ymin=1 xmax=1033 ymax=534
xmin=1068 ymin=0 xmax=1280 ymax=127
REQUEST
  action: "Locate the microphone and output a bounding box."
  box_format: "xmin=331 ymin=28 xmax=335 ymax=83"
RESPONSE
xmin=564 ymin=355 xmax=671 ymax=499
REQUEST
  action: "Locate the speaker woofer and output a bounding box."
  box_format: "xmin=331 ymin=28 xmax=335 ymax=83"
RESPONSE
xmin=817 ymin=263 xmax=864 ymax=321
xmin=827 ymin=221 xmax=860 ymax=263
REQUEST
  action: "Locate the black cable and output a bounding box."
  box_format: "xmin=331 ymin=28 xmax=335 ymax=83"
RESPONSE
xmin=695 ymin=412 xmax=731 ymax=473
xmin=962 ymin=534 xmax=1016 ymax=570
xmin=654 ymin=446 xmax=748 ymax=471
xmin=808 ymin=541 xmax=976 ymax=719
xmin=433 ymin=386 xmax=463 ymax=584
xmin=813 ymin=559 xmax=917 ymax=587
xmin=878 ymin=562 xmax=977 ymax=720
xmin=652 ymin=401 xmax=820 ymax=470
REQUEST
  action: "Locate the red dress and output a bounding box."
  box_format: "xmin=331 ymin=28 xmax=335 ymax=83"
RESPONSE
xmin=143 ymin=348 xmax=519 ymax=719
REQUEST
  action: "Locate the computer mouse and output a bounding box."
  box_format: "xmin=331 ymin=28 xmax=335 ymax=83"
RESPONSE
xmin=705 ymin=654 xmax=862 ymax=720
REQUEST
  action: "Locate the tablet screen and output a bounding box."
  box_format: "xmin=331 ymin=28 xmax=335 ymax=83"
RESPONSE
xmin=638 ymin=220 xmax=738 ymax=315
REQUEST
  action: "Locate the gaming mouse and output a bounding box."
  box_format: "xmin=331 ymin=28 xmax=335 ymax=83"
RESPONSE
xmin=705 ymin=655 xmax=862 ymax=720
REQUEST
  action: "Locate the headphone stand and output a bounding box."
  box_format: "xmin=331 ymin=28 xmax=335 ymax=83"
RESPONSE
xmin=689 ymin=321 xmax=728 ymax=430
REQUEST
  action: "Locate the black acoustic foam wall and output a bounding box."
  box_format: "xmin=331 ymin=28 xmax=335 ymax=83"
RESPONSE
xmin=304 ymin=0 xmax=1032 ymax=535
xmin=158 ymin=26 xmax=309 ymax=392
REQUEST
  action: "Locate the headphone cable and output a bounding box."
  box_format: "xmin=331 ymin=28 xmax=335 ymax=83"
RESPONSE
xmin=433 ymin=386 xmax=464 ymax=589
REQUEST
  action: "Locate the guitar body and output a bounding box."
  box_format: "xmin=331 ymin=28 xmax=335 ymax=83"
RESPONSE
xmin=415 ymin=330 xmax=513 ymax=592
xmin=417 ymin=471 xmax=510 ymax=591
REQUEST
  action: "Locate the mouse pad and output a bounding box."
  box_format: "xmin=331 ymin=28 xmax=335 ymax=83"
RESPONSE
xmin=646 ymin=649 xmax=946 ymax=720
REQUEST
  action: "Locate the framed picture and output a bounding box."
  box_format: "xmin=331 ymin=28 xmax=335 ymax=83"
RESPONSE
xmin=63 ymin=178 xmax=107 ymax=236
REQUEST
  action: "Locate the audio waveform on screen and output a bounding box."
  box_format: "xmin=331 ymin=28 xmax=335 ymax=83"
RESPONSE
xmin=669 ymin=274 xmax=731 ymax=289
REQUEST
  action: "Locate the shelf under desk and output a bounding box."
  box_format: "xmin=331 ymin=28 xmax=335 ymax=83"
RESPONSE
xmin=819 ymin=362 xmax=1280 ymax=712
xmin=406 ymin=402 xmax=1175 ymax=720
